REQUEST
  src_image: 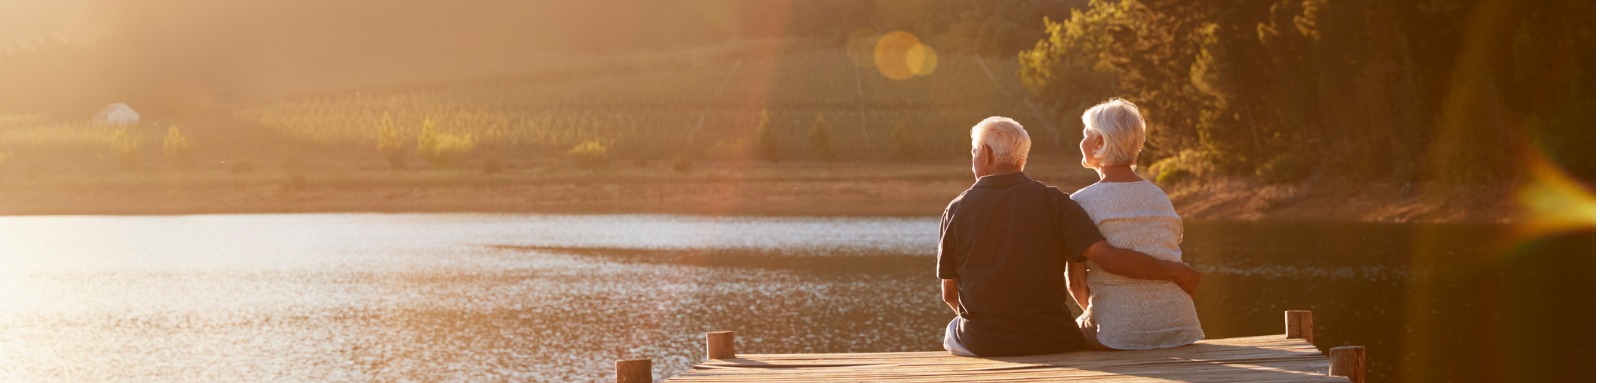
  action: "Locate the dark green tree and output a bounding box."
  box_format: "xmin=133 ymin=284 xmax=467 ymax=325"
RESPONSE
xmin=890 ymin=121 xmax=919 ymax=161
xmin=807 ymin=113 xmax=835 ymax=163
xmin=755 ymin=109 xmax=782 ymax=163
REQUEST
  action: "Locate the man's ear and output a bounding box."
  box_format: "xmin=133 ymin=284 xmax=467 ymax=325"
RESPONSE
xmin=980 ymin=145 xmax=995 ymax=166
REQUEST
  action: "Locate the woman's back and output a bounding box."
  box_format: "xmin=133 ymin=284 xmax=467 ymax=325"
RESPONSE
xmin=1070 ymin=181 xmax=1203 ymax=350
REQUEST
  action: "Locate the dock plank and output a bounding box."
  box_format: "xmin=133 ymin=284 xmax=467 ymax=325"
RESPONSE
xmin=667 ymin=334 xmax=1349 ymax=382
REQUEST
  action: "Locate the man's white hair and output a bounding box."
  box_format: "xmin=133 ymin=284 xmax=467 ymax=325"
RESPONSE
xmin=1082 ymin=98 xmax=1146 ymax=167
xmin=970 ymin=116 xmax=1031 ymax=166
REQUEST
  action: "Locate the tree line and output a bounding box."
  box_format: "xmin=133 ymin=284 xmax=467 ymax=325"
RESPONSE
xmin=1018 ymin=0 xmax=1593 ymax=184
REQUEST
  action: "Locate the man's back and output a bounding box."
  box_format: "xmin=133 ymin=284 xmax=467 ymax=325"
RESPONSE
xmin=938 ymin=171 xmax=1104 ymax=356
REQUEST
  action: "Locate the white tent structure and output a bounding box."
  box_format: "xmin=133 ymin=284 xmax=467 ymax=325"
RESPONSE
xmin=93 ymin=103 xmax=140 ymax=126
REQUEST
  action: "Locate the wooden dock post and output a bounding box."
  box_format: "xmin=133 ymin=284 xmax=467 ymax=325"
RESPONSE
xmin=616 ymin=358 xmax=651 ymax=383
xmin=1285 ymin=310 xmax=1314 ymax=343
xmin=707 ymin=331 xmax=735 ymax=359
xmin=1329 ymin=346 xmax=1366 ymax=383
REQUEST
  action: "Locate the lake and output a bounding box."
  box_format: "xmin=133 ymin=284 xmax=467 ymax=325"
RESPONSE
xmin=0 ymin=214 xmax=1590 ymax=382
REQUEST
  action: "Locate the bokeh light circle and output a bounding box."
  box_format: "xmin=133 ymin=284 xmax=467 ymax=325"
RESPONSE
xmin=874 ymin=31 xmax=921 ymax=80
xmin=910 ymin=43 xmax=938 ymax=76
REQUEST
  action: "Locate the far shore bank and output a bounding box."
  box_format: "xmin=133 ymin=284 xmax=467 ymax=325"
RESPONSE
xmin=0 ymin=158 xmax=1521 ymax=224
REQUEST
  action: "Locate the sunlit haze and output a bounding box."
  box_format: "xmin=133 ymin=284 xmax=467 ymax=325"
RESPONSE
xmin=0 ymin=1 xmax=1591 ymax=382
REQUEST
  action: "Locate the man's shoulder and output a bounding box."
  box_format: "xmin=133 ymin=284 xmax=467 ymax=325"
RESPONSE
xmin=1030 ymin=182 xmax=1095 ymax=226
xmin=945 ymin=188 xmax=975 ymax=212
xmin=950 ymin=180 xmax=1084 ymax=209
xmin=1039 ymin=183 xmax=1069 ymax=196
xmin=1022 ymin=180 xmax=1084 ymax=208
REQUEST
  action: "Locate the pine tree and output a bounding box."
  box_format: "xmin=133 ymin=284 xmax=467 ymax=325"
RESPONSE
xmin=162 ymin=126 xmax=193 ymax=170
xmin=416 ymin=116 xmax=438 ymax=160
xmin=755 ymin=109 xmax=781 ymax=163
xmin=890 ymin=121 xmax=919 ymax=161
xmin=807 ymin=113 xmax=835 ymax=163
xmin=377 ymin=112 xmax=406 ymax=168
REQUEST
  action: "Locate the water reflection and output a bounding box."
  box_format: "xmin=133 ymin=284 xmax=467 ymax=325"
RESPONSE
xmin=0 ymin=214 xmax=939 ymax=383
xmin=0 ymin=214 xmax=1589 ymax=382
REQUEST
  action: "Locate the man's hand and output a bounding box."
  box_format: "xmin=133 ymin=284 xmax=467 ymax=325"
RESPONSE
xmin=941 ymin=279 xmax=961 ymax=315
xmin=1171 ymin=261 xmax=1200 ymax=296
xmin=1083 ymin=241 xmax=1202 ymax=297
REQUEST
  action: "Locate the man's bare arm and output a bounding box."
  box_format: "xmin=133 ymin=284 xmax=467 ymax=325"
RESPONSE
xmin=941 ymin=279 xmax=961 ymax=315
xmin=1066 ymin=261 xmax=1091 ymax=311
xmin=1082 ymin=241 xmax=1200 ymax=295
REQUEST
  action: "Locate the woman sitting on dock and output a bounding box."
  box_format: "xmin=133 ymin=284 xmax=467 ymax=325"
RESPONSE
xmin=1067 ymin=98 xmax=1205 ymax=350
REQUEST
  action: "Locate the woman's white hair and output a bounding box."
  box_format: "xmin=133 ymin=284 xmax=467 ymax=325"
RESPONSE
xmin=1082 ymin=98 xmax=1146 ymax=168
xmin=970 ymin=116 xmax=1031 ymax=166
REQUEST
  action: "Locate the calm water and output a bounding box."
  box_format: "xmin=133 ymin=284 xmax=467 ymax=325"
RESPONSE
xmin=0 ymin=214 xmax=1590 ymax=382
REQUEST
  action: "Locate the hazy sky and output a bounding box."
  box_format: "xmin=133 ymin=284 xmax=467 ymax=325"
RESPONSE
xmin=0 ymin=0 xmax=747 ymax=101
xmin=0 ymin=0 xmax=981 ymax=109
xmin=0 ymin=0 xmax=105 ymax=43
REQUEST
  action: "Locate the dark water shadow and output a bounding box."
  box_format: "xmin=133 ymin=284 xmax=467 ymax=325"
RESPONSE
xmin=1186 ymin=223 xmax=1595 ymax=383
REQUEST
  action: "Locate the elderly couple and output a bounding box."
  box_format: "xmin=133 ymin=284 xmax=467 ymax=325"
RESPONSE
xmin=939 ymin=98 xmax=1204 ymax=356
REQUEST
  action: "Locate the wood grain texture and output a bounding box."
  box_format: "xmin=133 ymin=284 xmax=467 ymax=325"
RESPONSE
xmin=706 ymin=331 xmax=736 ymax=360
xmin=668 ymin=335 xmax=1350 ymax=383
xmin=1328 ymin=346 xmax=1366 ymax=383
xmin=617 ymin=359 xmax=652 ymax=383
xmin=1285 ymin=310 xmax=1315 ymax=343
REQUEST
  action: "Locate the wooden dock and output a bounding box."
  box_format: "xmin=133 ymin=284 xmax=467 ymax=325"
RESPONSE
xmin=617 ymin=310 xmax=1365 ymax=383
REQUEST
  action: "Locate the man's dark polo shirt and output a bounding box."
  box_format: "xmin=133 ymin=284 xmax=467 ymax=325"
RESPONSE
xmin=938 ymin=171 xmax=1105 ymax=357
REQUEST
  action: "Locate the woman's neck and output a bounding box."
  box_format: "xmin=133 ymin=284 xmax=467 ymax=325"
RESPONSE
xmin=1095 ymin=164 xmax=1144 ymax=183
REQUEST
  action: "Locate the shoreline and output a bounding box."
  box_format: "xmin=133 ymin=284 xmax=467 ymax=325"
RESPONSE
xmin=0 ymin=159 xmax=1523 ymax=224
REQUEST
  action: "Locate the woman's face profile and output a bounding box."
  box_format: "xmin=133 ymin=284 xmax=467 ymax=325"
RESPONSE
xmin=1079 ymin=128 xmax=1102 ymax=169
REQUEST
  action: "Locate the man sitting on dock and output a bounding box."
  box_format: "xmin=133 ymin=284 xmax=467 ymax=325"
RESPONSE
xmin=939 ymin=117 xmax=1200 ymax=357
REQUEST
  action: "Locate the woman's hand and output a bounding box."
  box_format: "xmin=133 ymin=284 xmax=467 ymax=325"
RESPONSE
xmin=1067 ymin=261 xmax=1091 ymax=311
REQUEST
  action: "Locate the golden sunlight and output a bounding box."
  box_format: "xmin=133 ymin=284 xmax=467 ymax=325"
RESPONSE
xmin=1516 ymin=150 xmax=1596 ymax=237
xmin=0 ymin=1 xmax=1590 ymax=383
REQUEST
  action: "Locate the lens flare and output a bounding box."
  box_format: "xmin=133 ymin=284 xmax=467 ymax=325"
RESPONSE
xmin=1514 ymin=150 xmax=1595 ymax=238
xmin=910 ymin=43 xmax=938 ymax=76
xmin=874 ymin=31 xmax=936 ymax=81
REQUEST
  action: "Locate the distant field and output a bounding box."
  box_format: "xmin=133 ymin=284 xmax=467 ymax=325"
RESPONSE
xmin=237 ymin=39 xmax=1065 ymax=161
xmin=0 ymin=37 xmax=1098 ymax=218
xmin=0 ymin=39 xmax=1521 ymax=224
xmin=0 ymin=39 xmax=1078 ymax=174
